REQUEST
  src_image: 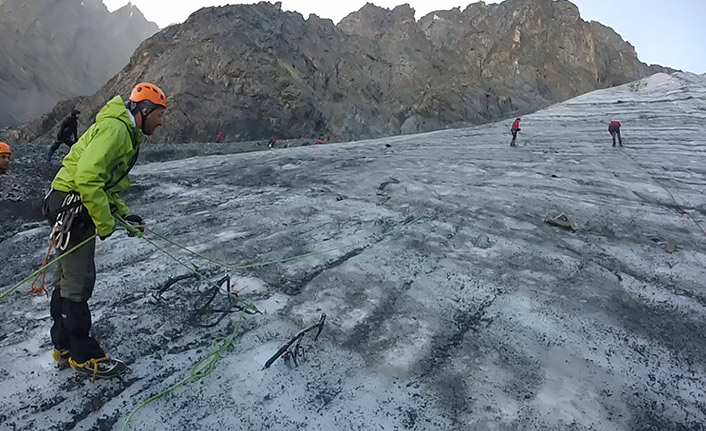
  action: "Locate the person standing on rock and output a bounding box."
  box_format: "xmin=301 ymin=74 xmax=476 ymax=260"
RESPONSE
xmin=44 ymin=82 xmax=166 ymax=380
xmin=46 ymin=109 xmax=81 ymax=162
xmin=216 ymin=132 xmax=223 ymax=143
xmin=0 ymin=142 xmax=11 ymax=175
xmin=609 ymin=120 xmax=623 ymax=147
xmin=510 ymin=118 xmax=521 ymax=147
xmin=268 ymin=135 xmax=277 ymax=149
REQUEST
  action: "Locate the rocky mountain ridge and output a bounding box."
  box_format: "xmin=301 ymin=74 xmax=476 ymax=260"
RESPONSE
xmin=7 ymin=0 xmax=670 ymax=144
xmin=0 ymin=0 xmax=158 ymax=127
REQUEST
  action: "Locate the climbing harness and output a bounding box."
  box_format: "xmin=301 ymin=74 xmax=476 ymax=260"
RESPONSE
xmin=29 ymin=192 xmax=86 ymax=295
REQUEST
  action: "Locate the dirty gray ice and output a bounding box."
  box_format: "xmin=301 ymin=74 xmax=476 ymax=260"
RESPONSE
xmin=1 ymin=72 xmax=705 ymax=430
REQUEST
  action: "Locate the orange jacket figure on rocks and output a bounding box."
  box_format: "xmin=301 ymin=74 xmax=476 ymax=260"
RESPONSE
xmin=0 ymin=142 xmax=11 ymax=175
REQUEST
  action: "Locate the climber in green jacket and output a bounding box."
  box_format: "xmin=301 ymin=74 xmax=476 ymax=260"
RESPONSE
xmin=44 ymin=82 xmax=167 ymax=380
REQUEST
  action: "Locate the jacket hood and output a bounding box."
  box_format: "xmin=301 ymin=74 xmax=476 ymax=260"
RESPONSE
xmin=96 ymin=96 xmax=135 ymax=132
xmin=96 ymin=95 xmax=143 ymax=147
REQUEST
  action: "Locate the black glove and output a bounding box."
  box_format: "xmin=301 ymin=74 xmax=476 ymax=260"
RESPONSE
xmin=125 ymin=214 xmax=144 ymax=225
xmin=124 ymin=214 xmax=145 ymax=237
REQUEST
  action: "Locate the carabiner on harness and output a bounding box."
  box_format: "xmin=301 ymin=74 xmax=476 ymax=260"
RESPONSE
xmin=50 ymin=193 xmax=83 ymax=251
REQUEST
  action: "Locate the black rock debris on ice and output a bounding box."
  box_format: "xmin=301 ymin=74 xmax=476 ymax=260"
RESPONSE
xmin=0 ymin=72 xmax=705 ymax=430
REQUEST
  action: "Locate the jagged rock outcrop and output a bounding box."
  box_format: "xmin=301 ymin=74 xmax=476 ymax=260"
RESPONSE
xmin=16 ymin=0 xmax=663 ymax=143
xmin=0 ymin=0 xmax=157 ymax=127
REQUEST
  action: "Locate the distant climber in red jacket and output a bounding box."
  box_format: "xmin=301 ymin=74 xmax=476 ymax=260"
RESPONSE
xmin=608 ymin=120 xmax=622 ymax=147
xmin=510 ymin=118 xmax=521 ymax=147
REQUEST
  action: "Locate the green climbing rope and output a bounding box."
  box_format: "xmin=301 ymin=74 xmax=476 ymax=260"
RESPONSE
xmin=121 ymin=313 xmax=246 ymax=430
xmin=143 ymin=214 xmax=427 ymax=271
xmin=0 ymin=233 xmax=98 ymax=303
xmin=119 ymin=214 xmax=427 ymax=429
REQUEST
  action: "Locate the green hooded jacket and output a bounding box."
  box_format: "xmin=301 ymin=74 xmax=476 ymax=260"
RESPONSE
xmin=51 ymin=96 xmax=143 ymax=237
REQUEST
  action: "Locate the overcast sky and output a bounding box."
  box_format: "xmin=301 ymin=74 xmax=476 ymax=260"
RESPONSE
xmin=103 ymin=0 xmax=706 ymax=73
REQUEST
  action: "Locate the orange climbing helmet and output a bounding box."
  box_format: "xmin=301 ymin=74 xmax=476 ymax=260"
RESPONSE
xmin=0 ymin=142 xmax=10 ymax=155
xmin=129 ymin=82 xmax=167 ymax=108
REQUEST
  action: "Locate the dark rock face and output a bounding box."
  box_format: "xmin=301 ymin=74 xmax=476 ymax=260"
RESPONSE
xmin=12 ymin=0 xmax=661 ymax=143
xmin=0 ymin=0 xmax=157 ymax=127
